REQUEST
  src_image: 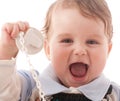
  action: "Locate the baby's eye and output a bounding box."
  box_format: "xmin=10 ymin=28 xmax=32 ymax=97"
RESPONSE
xmin=86 ymin=40 xmax=99 ymax=44
xmin=61 ymin=39 xmax=73 ymax=43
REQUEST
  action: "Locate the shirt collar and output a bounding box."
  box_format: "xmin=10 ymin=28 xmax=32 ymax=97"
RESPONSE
xmin=40 ymin=64 xmax=111 ymax=101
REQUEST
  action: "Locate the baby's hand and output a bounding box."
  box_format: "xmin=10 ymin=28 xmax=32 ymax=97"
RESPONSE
xmin=0 ymin=21 xmax=29 ymax=59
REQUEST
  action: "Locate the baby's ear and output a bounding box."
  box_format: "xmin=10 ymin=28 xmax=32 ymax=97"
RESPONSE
xmin=43 ymin=39 xmax=51 ymax=60
xmin=108 ymin=41 xmax=112 ymax=55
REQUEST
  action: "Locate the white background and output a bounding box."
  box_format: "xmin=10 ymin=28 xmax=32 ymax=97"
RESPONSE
xmin=0 ymin=0 xmax=120 ymax=84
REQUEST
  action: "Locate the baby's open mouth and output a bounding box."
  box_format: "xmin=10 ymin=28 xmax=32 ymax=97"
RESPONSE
xmin=69 ymin=62 xmax=88 ymax=77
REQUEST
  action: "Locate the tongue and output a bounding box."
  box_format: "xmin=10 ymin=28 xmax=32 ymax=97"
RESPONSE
xmin=70 ymin=63 xmax=87 ymax=77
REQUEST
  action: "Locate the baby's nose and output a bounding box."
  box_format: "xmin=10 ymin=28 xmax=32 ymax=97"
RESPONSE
xmin=73 ymin=44 xmax=87 ymax=56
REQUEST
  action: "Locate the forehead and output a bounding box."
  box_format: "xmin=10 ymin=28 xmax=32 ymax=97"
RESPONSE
xmin=51 ymin=5 xmax=103 ymax=28
xmin=51 ymin=1 xmax=100 ymax=23
xmin=44 ymin=0 xmax=112 ymax=42
xmin=50 ymin=1 xmax=106 ymax=34
xmin=51 ymin=8 xmax=104 ymax=37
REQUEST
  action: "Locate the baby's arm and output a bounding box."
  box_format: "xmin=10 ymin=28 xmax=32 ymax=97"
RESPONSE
xmin=0 ymin=59 xmax=21 ymax=100
xmin=0 ymin=21 xmax=29 ymax=100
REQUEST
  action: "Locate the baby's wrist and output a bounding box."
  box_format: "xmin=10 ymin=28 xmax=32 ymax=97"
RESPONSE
xmin=0 ymin=47 xmax=18 ymax=60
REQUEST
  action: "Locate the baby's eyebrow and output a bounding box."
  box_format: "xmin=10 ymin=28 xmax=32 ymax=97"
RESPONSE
xmin=88 ymin=33 xmax=106 ymax=38
xmin=56 ymin=33 xmax=72 ymax=38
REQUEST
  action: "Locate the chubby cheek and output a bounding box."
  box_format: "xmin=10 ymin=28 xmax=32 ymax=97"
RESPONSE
xmin=50 ymin=45 xmax=70 ymax=76
xmin=90 ymin=43 xmax=112 ymax=78
xmin=50 ymin=45 xmax=69 ymax=66
xmin=89 ymin=49 xmax=107 ymax=78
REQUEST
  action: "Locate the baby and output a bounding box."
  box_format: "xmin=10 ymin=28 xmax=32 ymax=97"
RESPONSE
xmin=0 ymin=0 xmax=120 ymax=101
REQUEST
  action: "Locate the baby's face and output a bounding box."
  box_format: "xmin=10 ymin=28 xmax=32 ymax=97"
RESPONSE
xmin=44 ymin=8 xmax=112 ymax=87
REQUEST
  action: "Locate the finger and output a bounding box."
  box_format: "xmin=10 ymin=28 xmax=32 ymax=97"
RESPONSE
xmin=1 ymin=23 xmax=15 ymax=42
xmin=11 ymin=24 xmax=19 ymax=38
xmin=24 ymin=21 xmax=30 ymax=31
xmin=17 ymin=21 xmax=29 ymax=32
xmin=1 ymin=23 xmax=13 ymax=35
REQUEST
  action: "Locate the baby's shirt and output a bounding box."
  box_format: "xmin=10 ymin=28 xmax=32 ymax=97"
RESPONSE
xmin=0 ymin=59 xmax=21 ymax=101
xmin=0 ymin=60 xmax=120 ymax=101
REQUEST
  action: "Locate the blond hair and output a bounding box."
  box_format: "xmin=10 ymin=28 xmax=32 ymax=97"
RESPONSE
xmin=42 ymin=0 xmax=113 ymax=42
